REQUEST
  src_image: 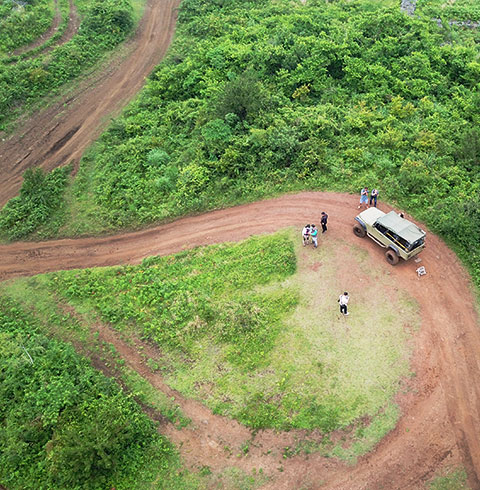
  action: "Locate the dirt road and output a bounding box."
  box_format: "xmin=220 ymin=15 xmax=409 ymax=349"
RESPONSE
xmin=0 ymin=0 xmax=181 ymax=208
xmin=1 ymin=191 xmax=479 ymax=489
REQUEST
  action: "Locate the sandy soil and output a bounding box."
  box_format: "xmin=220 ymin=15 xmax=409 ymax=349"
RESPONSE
xmin=0 ymin=0 xmax=181 ymax=208
xmin=1 ymin=192 xmax=479 ymax=489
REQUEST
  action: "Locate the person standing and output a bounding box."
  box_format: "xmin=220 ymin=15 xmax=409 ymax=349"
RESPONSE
xmin=358 ymin=187 xmax=369 ymax=210
xmin=302 ymin=224 xmax=311 ymax=246
xmin=310 ymin=224 xmax=318 ymax=248
xmin=370 ymin=188 xmax=379 ymax=207
xmin=338 ymin=292 xmax=349 ymax=316
xmin=320 ymin=211 xmax=328 ymax=233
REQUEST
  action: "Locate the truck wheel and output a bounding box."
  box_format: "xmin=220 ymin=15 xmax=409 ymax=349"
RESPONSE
xmin=353 ymin=224 xmax=366 ymax=238
xmin=385 ymin=250 xmax=399 ymax=265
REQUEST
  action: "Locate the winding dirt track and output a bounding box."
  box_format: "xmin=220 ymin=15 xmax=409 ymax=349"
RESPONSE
xmin=13 ymin=0 xmax=80 ymax=59
xmin=0 ymin=0 xmax=479 ymax=487
xmin=1 ymin=192 xmax=480 ymax=489
xmin=0 ymin=0 xmax=181 ymax=208
xmin=12 ymin=0 xmax=62 ymax=56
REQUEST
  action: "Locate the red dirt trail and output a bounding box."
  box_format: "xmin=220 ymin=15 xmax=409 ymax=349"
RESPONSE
xmin=1 ymin=192 xmax=480 ymax=489
xmin=0 ymin=0 xmax=479 ymax=486
xmin=0 ymin=0 xmax=181 ymax=208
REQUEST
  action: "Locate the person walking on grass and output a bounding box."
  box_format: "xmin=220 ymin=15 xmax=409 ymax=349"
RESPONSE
xmin=321 ymin=211 xmax=328 ymax=233
xmin=311 ymin=224 xmax=318 ymax=248
xmin=370 ymin=188 xmax=379 ymax=207
xmin=358 ymin=187 xmax=369 ymax=210
xmin=302 ymin=224 xmax=311 ymax=246
xmin=338 ymin=292 xmax=349 ymax=316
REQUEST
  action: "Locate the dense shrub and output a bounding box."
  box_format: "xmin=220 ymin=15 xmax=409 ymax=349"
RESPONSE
xmin=0 ymin=0 xmax=54 ymax=53
xmin=0 ymin=166 xmax=70 ymax=240
xmin=0 ymin=295 xmax=176 ymax=489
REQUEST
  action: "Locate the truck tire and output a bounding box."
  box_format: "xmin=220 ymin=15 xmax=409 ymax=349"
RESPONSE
xmin=385 ymin=249 xmax=399 ymax=265
xmin=353 ymin=224 xmax=366 ymax=238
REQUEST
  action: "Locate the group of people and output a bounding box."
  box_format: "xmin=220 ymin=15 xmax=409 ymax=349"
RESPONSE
xmin=302 ymin=212 xmax=328 ymax=248
xmin=301 ymin=193 xmax=382 ymax=317
xmin=358 ymin=187 xmax=379 ymax=210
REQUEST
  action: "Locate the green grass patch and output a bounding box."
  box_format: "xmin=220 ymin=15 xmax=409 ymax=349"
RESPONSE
xmin=428 ymin=467 xmax=470 ymax=490
xmin=206 ymin=467 xmax=269 ymax=489
xmin=7 ymin=230 xmax=421 ymax=457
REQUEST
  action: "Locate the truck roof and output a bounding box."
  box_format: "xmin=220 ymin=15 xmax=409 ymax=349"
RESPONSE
xmin=376 ymin=211 xmax=426 ymax=243
xmin=358 ymin=208 xmax=426 ymax=244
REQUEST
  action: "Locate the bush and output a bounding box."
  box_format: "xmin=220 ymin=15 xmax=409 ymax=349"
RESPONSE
xmin=0 ymin=295 xmax=177 ymax=489
xmin=0 ymin=166 xmax=70 ymax=240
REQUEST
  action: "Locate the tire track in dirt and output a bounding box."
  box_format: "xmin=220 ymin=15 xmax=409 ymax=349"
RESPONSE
xmin=12 ymin=0 xmax=80 ymax=59
xmin=12 ymin=0 xmax=62 ymax=56
xmin=0 ymin=0 xmax=180 ymax=208
xmin=1 ymin=191 xmax=479 ymax=488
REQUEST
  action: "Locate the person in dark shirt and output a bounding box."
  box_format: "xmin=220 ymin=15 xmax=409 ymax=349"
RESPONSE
xmin=320 ymin=212 xmax=328 ymax=233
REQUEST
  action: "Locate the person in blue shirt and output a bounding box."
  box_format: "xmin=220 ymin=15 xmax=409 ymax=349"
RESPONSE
xmin=358 ymin=187 xmax=369 ymax=209
xmin=310 ymin=224 xmax=318 ymax=248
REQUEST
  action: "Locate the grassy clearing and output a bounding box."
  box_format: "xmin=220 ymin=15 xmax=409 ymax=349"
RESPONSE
xmin=2 ymin=230 xmax=421 ymax=462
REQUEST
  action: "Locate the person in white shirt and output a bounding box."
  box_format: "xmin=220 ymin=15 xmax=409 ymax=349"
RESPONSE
xmin=338 ymin=292 xmax=349 ymax=316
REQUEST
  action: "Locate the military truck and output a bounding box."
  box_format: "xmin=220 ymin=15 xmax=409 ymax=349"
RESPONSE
xmin=353 ymin=208 xmax=426 ymax=265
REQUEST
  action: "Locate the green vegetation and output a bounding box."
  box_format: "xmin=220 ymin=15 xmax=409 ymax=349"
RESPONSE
xmin=428 ymin=467 xmax=469 ymax=489
xmin=0 ymin=0 xmax=135 ymax=131
xmin=3 ymin=232 xmax=419 ymax=451
xmin=417 ymin=0 xmax=480 ymax=21
xmin=0 ymin=0 xmax=55 ymax=53
xmin=8 ymin=0 xmax=72 ymax=62
xmin=0 ymin=166 xmax=70 ymax=240
xmin=0 ymin=294 xmax=196 ymax=490
xmin=16 ymin=0 xmax=475 ymax=288
xmin=1 ymin=274 xmax=191 ymax=429
xmin=49 ymin=233 xmax=298 ymax=370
